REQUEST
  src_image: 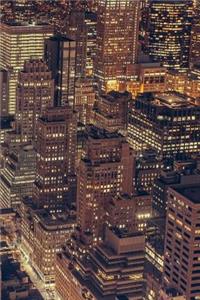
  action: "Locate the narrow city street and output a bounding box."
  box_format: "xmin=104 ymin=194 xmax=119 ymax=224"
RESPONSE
xmin=19 ymin=250 xmax=56 ymax=300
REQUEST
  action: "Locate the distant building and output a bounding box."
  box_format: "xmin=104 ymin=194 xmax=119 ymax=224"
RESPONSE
xmin=15 ymin=59 xmax=54 ymax=143
xmin=75 ymin=77 xmax=96 ymax=125
xmin=66 ymin=9 xmax=87 ymax=78
xmin=106 ymin=192 xmax=152 ymax=233
xmin=190 ymin=3 xmax=200 ymax=65
xmin=85 ymin=11 xmax=97 ymax=77
xmin=95 ymin=0 xmax=140 ymax=92
xmin=136 ymin=149 xmax=163 ymax=194
xmin=45 ymin=35 xmax=76 ymax=107
xmin=0 ymin=22 xmax=53 ymax=114
xmin=0 ymin=144 xmax=36 ymax=208
xmin=148 ymin=0 xmax=193 ymax=71
xmin=0 ymin=69 xmax=9 ymax=117
xmin=91 ymin=91 xmax=130 ymax=133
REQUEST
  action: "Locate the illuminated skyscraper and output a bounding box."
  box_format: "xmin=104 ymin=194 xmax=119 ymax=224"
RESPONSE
xmin=15 ymin=59 xmax=54 ymax=143
xmin=0 ymin=69 xmax=9 ymax=117
xmin=148 ymin=0 xmax=193 ymax=71
xmin=0 ymin=144 xmax=36 ymax=209
xmin=95 ymin=0 xmax=140 ymax=92
xmin=77 ymin=125 xmax=134 ymax=244
xmin=34 ymin=106 xmax=77 ymax=212
xmin=0 ymin=22 xmax=53 ymax=114
xmin=128 ymin=92 xmax=200 ymax=158
xmin=163 ymin=184 xmax=200 ymax=299
xmin=66 ymin=9 xmax=87 ymax=78
xmin=45 ymin=35 xmax=76 ymax=107
xmin=190 ymin=2 xmax=200 ymax=65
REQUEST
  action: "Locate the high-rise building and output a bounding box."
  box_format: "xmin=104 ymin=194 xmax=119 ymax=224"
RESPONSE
xmin=91 ymin=91 xmax=130 ymax=133
xmin=128 ymin=92 xmax=200 ymax=159
xmin=106 ymin=192 xmax=152 ymax=233
xmin=85 ymin=11 xmax=97 ymax=77
xmin=55 ymin=227 xmax=146 ymax=300
xmin=20 ymin=198 xmax=75 ymax=284
xmin=66 ymin=9 xmax=87 ymax=78
xmin=0 ymin=22 xmax=53 ymax=114
xmin=148 ymin=0 xmax=193 ymax=71
xmin=44 ymin=35 xmax=76 ymax=107
xmin=15 ymin=59 xmax=54 ymax=143
xmin=34 ymin=106 xmax=77 ymax=212
xmin=163 ymin=184 xmax=200 ymax=300
xmin=95 ymin=0 xmax=140 ymax=92
xmin=136 ymin=149 xmax=163 ymax=194
xmin=165 ymin=67 xmax=200 ymax=100
xmin=75 ymin=77 xmax=96 ymax=125
xmin=77 ymin=125 xmax=134 ymax=244
xmin=0 ymin=144 xmax=36 ymax=208
xmin=190 ymin=2 xmax=200 ymax=65
xmin=0 ymin=69 xmax=9 ymax=117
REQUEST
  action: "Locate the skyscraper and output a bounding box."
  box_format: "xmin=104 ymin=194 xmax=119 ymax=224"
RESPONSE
xmin=77 ymin=125 xmax=134 ymax=244
xmin=15 ymin=59 xmax=54 ymax=143
xmin=34 ymin=106 xmax=77 ymax=212
xmin=0 ymin=69 xmax=9 ymax=117
xmin=128 ymin=92 xmax=200 ymax=159
xmin=163 ymin=184 xmax=200 ymax=299
xmin=66 ymin=9 xmax=87 ymax=78
xmin=148 ymin=0 xmax=193 ymax=71
xmin=55 ymin=227 xmax=146 ymax=299
xmin=0 ymin=22 xmax=53 ymax=114
xmin=0 ymin=144 xmax=36 ymax=208
xmin=95 ymin=0 xmax=140 ymax=92
xmin=190 ymin=2 xmax=200 ymax=65
xmin=44 ymin=35 xmax=76 ymax=107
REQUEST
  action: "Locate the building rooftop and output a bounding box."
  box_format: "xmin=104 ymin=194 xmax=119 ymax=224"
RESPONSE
xmin=86 ymin=125 xmax=123 ymax=140
xmin=137 ymin=92 xmax=197 ymax=110
xmin=174 ymin=184 xmax=200 ymax=204
xmin=154 ymin=92 xmax=194 ymax=108
xmin=48 ymin=34 xmax=74 ymax=42
xmin=101 ymin=90 xmax=131 ymax=103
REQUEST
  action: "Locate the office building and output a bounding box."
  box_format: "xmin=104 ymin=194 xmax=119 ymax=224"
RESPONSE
xmin=91 ymin=91 xmax=130 ymax=133
xmin=163 ymin=184 xmax=200 ymax=300
xmin=66 ymin=9 xmax=87 ymax=78
xmin=185 ymin=66 xmax=200 ymax=99
xmin=15 ymin=59 xmax=54 ymax=143
xmin=0 ymin=69 xmax=9 ymax=117
xmin=152 ymin=164 xmax=200 ymax=218
xmin=106 ymin=192 xmax=152 ymax=233
xmin=0 ymin=22 xmax=53 ymax=114
xmin=190 ymin=3 xmax=200 ymax=65
xmin=165 ymin=71 xmax=187 ymax=95
xmin=45 ymin=35 xmax=76 ymax=107
xmin=95 ymin=0 xmax=140 ymax=92
xmin=34 ymin=106 xmax=77 ymax=212
xmin=148 ymin=0 xmax=193 ymax=71
xmin=75 ymin=77 xmax=96 ymax=125
xmin=0 ymin=144 xmax=36 ymax=208
xmin=136 ymin=149 xmax=163 ymax=193
xmin=85 ymin=11 xmax=97 ymax=77
xmin=77 ymin=125 xmax=134 ymax=244
xmin=126 ymin=62 xmax=166 ymax=98
xmin=128 ymin=92 xmax=200 ymax=158
xmin=55 ymin=227 xmax=146 ymax=300
xmin=165 ymin=67 xmax=200 ymax=100
xmin=20 ymin=198 xmax=75 ymax=284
